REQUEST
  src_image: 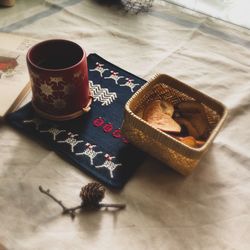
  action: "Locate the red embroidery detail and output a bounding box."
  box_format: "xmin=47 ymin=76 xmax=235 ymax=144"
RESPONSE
xmin=92 ymin=118 xmax=128 ymax=144
xmin=105 ymin=153 xmax=112 ymax=161
xmin=103 ymin=123 xmax=113 ymax=133
xmin=93 ymin=117 xmax=105 ymax=127
xmin=112 ymin=129 xmax=122 ymax=138
xmin=122 ymin=137 xmax=129 ymax=144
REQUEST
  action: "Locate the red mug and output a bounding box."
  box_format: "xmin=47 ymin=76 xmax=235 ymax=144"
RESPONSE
xmin=26 ymin=39 xmax=92 ymax=121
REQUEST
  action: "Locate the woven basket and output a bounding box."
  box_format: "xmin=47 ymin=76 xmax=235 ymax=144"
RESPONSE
xmin=121 ymin=74 xmax=227 ymax=175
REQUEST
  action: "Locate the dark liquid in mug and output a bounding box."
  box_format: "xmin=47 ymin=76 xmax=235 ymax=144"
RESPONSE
xmin=30 ymin=40 xmax=83 ymax=70
xmin=37 ymin=56 xmax=80 ymax=69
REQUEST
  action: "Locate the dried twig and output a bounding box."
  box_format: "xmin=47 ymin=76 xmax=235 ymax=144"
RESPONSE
xmin=39 ymin=183 xmax=126 ymax=219
xmin=39 ymin=186 xmax=75 ymax=218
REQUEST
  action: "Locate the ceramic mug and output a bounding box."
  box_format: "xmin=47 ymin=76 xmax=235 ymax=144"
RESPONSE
xmin=26 ymin=39 xmax=92 ymax=121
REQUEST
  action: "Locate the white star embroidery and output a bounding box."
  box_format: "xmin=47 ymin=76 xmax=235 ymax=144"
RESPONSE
xmin=40 ymin=82 xmax=53 ymax=97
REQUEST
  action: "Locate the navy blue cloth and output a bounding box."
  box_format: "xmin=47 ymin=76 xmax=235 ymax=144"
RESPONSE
xmin=7 ymin=53 xmax=146 ymax=189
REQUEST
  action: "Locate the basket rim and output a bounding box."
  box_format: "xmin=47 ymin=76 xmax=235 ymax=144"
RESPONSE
xmin=125 ymin=73 xmax=228 ymax=154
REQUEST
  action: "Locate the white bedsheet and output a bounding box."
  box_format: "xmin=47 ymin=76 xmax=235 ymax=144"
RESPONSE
xmin=0 ymin=1 xmax=249 ymax=249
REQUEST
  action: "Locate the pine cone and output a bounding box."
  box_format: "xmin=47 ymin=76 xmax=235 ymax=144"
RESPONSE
xmin=80 ymin=182 xmax=105 ymax=206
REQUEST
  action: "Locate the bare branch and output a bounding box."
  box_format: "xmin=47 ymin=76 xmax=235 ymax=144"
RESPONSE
xmin=39 ymin=183 xmax=126 ymax=219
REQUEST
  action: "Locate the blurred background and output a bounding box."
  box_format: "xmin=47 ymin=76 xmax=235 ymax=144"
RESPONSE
xmin=164 ymin=0 xmax=250 ymax=28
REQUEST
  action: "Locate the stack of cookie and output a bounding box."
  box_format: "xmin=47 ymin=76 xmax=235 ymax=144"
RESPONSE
xmin=143 ymin=99 xmax=209 ymax=148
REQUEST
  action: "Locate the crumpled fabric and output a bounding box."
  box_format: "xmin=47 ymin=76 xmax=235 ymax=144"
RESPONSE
xmin=0 ymin=0 xmax=250 ymax=249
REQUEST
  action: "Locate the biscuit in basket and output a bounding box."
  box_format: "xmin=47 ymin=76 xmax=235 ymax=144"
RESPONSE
xmin=174 ymin=117 xmax=200 ymax=139
xmin=175 ymin=136 xmax=205 ymax=148
xmin=176 ymin=101 xmax=209 ymax=139
xmin=143 ymin=100 xmax=181 ymax=133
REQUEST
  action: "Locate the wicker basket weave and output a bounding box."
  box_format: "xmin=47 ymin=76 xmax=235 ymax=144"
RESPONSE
xmin=121 ymin=74 xmax=227 ymax=175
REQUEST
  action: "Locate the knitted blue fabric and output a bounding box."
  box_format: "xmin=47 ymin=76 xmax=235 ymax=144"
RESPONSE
xmin=7 ymin=53 xmax=146 ymax=189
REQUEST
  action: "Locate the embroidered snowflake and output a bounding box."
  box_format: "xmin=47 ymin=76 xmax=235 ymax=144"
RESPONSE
xmin=95 ymin=154 xmax=122 ymax=178
xmin=76 ymin=143 xmax=102 ymax=165
xmin=40 ymin=82 xmax=54 ymax=97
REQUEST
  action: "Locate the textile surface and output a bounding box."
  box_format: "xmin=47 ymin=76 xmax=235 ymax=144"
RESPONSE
xmin=0 ymin=0 xmax=250 ymax=249
xmin=7 ymin=53 xmax=146 ymax=189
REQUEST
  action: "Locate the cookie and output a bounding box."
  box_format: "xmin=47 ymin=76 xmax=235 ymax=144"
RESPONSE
xmin=175 ymin=136 xmax=205 ymax=148
xmin=143 ymin=100 xmax=181 ymax=133
xmin=143 ymin=100 xmax=174 ymax=120
xmin=174 ymin=117 xmax=200 ymax=139
xmin=149 ymin=114 xmax=181 ymax=133
xmin=176 ymin=101 xmax=209 ymax=139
